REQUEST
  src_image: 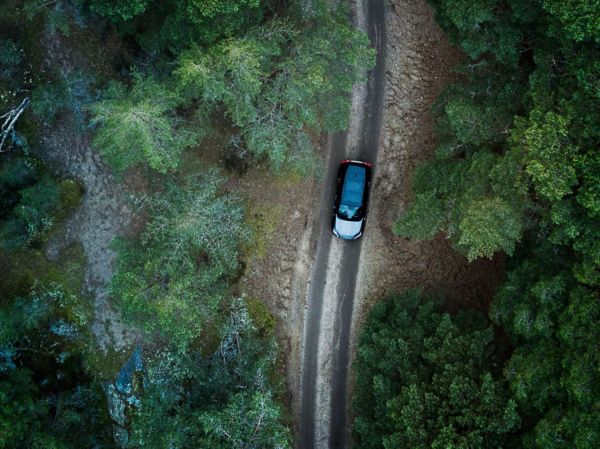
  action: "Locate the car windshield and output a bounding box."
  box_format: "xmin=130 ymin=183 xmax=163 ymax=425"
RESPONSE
xmin=339 ymin=204 xmax=360 ymax=219
xmin=339 ymin=165 xmax=365 ymax=219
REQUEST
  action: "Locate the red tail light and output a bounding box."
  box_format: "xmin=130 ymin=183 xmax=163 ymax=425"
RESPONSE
xmin=341 ymin=159 xmax=372 ymax=167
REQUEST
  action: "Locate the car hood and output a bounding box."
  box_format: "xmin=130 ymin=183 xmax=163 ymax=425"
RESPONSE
xmin=334 ymin=216 xmax=363 ymax=239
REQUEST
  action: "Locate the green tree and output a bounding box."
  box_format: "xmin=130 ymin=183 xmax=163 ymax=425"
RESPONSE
xmin=395 ymin=149 xmax=528 ymax=260
xmin=0 ymin=370 xmax=41 ymax=449
xmin=457 ymin=197 xmax=523 ymax=259
xmin=175 ymin=10 xmax=374 ymax=173
xmin=197 ymin=391 xmax=290 ymax=449
xmin=514 ymin=110 xmax=578 ymax=202
xmin=89 ymin=0 xmax=150 ymax=21
xmin=89 ymin=76 xmax=201 ymax=174
xmin=491 ymin=241 xmax=600 ymax=448
xmin=112 ymin=170 xmax=249 ymax=348
xmin=0 ymin=155 xmax=82 ymax=249
xmin=398 ymin=0 xmax=600 ymax=266
xmin=397 ymin=5 xmax=600 ymax=445
xmin=0 ymin=284 xmax=114 ymax=449
xmin=128 ymin=299 xmax=291 ymax=449
xmin=353 ymin=290 xmax=519 ymax=449
xmin=429 ymin=0 xmax=532 ymax=67
xmin=155 ymin=0 xmax=263 ymax=50
xmin=90 ymin=0 xmax=265 ymax=50
xmin=88 ymin=3 xmax=373 ymax=175
xmin=542 ymin=0 xmax=600 ymax=42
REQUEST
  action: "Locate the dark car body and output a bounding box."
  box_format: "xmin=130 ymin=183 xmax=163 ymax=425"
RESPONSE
xmin=332 ymin=160 xmax=372 ymax=240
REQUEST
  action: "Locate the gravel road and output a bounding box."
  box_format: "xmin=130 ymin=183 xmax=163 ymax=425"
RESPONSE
xmin=298 ymin=1 xmax=387 ymax=447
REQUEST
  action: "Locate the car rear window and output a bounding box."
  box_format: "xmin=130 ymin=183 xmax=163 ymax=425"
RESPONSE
xmin=341 ymin=165 xmax=365 ymax=207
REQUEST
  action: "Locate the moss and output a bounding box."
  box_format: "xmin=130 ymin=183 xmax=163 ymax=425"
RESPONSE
xmin=0 ymin=248 xmax=63 ymax=299
xmin=0 ymin=238 xmax=86 ymax=297
xmin=194 ymin=309 xmax=226 ymax=357
xmin=55 ymin=242 xmax=86 ymax=293
xmin=42 ymin=175 xmax=83 ymax=244
xmin=241 ymin=202 xmax=282 ymax=261
xmin=83 ymin=344 xmax=132 ymax=381
xmin=246 ymin=297 xmax=275 ymax=337
xmin=272 ymin=166 xmax=306 ymax=187
xmin=58 ymin=178 xmax=84 ymax=216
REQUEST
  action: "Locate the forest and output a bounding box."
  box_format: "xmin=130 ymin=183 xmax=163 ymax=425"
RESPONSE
xmin=1 ymin=0 xmax=598 ymax=448
xmin=354 ymin=1 xmax=599 ymax=449
xmin=0 ymin=0 xmax=372 ymax=447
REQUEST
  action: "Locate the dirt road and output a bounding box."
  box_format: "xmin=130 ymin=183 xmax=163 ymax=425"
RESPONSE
xmin=189 ymin=1 xmax=499 ymax=447
xmin=298 ymin=1 xmax=386 ymax=447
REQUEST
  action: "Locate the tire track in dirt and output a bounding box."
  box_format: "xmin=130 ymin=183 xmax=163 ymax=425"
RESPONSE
xmin=298 ymin=1 xmax=386 ymax=447
xmin=350 ymin=2 xmax=505 ymax=428
xmin=354 ymin=0 xmax=503 ymax=323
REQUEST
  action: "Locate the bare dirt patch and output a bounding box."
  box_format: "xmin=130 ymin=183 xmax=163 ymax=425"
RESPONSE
xmin=35 ymin=31 xmax=141 ymax=354
xmin=353 ymin=0 xmax=504 ymax=341
xmin=238 ymin=1 xmax=506 ymax=439
xmin=229 ymin=163 xmax=319 ymax=411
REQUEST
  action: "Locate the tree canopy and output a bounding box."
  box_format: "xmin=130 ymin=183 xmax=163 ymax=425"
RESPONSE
xmin=353 ymin=290 xmax=519 ymax=449
xmin=87 ymin=2 xmax=374 ymax=175
xmin=89 ymin=76 xmax=201 ymax=174
xmin=89 ymin=0 xmax=264 ymax=50
xmin=129 ymin=300 xmax=291 ymax=449
xmin=111 ymin=170 xmax=248 ymax=348
xmin=1 ymin=1 xmax=373 ymax=447
xmin=175 ymin=13 xmax=374 ymax=173
xmin=490 ymin=241 xmax=600 ymax=448
xmin=392 ymin=2 xmax=600 ymax=448
xmin=396 ymin=0 xmax=600 ymax=269
xmin=0 ymin=283 xmax=115 ymax=449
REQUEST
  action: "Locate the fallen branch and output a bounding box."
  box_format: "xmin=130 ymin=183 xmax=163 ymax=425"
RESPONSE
xmin=0 ymin=97 xmax=30 ymax=153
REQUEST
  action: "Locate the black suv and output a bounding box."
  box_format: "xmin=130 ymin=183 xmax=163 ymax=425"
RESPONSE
xmin=332 ymin=160 xmax=372 ymax=240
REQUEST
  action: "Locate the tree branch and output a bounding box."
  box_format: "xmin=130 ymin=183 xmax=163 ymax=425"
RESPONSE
xmin=0 ymin=97 xmax=30 ymax=153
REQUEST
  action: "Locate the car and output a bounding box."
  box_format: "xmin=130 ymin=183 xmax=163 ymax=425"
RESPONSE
xmin=332 ymin=160 xmax=372 ymax=240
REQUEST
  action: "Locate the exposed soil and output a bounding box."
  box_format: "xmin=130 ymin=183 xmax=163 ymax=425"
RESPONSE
xmin=235 ymin=1 xmax=504 ymax=443
xmin=27 ymin=4 xmax=506 ymax=441
xmin=36 ymin=31 xmax=141 ymax=353
xmin=338 ymin=0 xmax=508 ymax=441
xmin=352 ymin=0 xmax=504 ymax=347
xmin=231 ymin=163 xmax=319 ymax=413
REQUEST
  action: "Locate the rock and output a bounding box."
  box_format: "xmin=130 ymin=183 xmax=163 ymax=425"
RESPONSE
xmin=112 ymin=424 xmax=129 ymax=447
xmin=104 ymin=383 xmax=127 ymax=428
xmin=104 ymin=346 xmax=144 ymax=447
xmin=116 ymin=345 xmax=143 ymax=395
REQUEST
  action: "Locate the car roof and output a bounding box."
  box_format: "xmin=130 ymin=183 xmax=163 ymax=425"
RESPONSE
xmin=341 ymin=164 xmax=366 ymax=207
